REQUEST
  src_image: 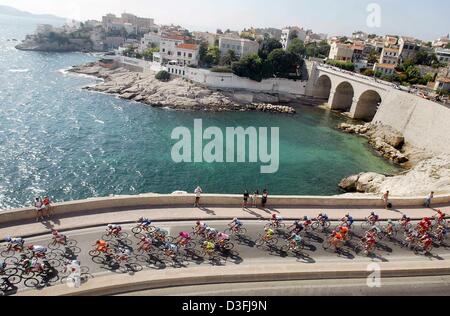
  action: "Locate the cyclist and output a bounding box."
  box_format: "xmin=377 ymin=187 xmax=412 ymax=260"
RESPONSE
xmin=271 ymin=214 xmax=283 ymax=227
xmin=216 ymin=232 xmax=230 ymax=248
xmin=303 ymin=216 xmax=312 ymax=229
xmin=330 ymin=231 xmax=344 ymax=249
xmin=368 ymin=212 xmax=379 ymax=225
xmin=95 ymin=240 xmax=109 ymax=253
xmin=138 ymin=236 xmax=152 ymax=252
xmin=28 ymin=245 xmax=47 ymax=258
xmin=51 ymin=230 xmax=67 ymax=244
xmin=137 ymin=217 xmax=153 ymax=231
xmin=5 ymin=237 xmax=25 ymax=251
xmin=229 ymin=218 xmax=243 ymax=232
xmin=116 ymin=247 xmax=132 ymax=262
xmin=364 ymin=235 xmax=377 ymax=253
xmin=435 ymin=210 xmax=447 ymax=225
xmin=195 ymin=221 xmax=208 ymax=235
xmin=153 ymin=228 xmax=169 ymax=243
xmin=0 ymin=260 xmax=7 ymax=276
xmin=202 ymin=240 xmax=215 ymax=255
xmin=337 ymin=224 xmax=350 ymax=241
xmin=385 ymin=220 xmax=396 ymax=237
xmin=342 ymin=213 xmax=354 ymax=228
xmin=399 ymin=215 xmax=411 ymax=229
xmin=178 ymin=231 xmax=192 ymax=246
xmin=419 ymin=233 xmax=433 ymax=252
xmin=418 ymin=217 xmax=432 ymax=234
xmin=106 ymin=224 xmax=122 ymax=236
xmin=288 ymin=233 xmax=303 ymax=250
xmin=264 ymin=227 xmax=275 ymax=242
xmin=163 ymin=243 xmax=178 ymax=258
xmin=205 ymin=227 xmax=218 ymax=240
xmin=289 ymin=220 xmax=304 ymax=234
xmin=317 ymin=213 xmax=329 ymax=225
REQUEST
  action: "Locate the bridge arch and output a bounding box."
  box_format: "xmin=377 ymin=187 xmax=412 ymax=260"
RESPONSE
xmin=315 ymin=75 xmax=332 ymax=99
xmin=330 ymin=81 xmax=354 ymax=112
xmin=352 ymin=90 xmax=382 ymax=122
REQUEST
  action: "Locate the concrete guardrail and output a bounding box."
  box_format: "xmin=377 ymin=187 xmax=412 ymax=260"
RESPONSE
xmin=1 ymin=193 xmax=449 ymax=226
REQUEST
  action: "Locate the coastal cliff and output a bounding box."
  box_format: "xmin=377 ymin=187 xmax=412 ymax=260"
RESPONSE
xmin=338 ymin=122 xmax=450 ymax=196
xmin=69 ymin=62 xmax=297 ymax=114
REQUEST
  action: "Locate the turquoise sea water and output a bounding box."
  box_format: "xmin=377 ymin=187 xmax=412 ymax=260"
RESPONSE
xmin=0 ymin=14 xmax=399 ymax=209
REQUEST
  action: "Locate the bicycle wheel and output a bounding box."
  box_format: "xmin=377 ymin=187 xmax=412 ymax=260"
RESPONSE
xmin=4 ymin=256 xmax=18 ymax=265
xmin=312 ymin=222 xmax=320 ymax=231
xmin=186 ymin=241 xmax=196 ymax=250
xmin=1 ymin=249 xmax=15 ymax=258
xmin=324 ymin=221 xmax=331 ymax=229
xmin=129 ymin=263 xmax=143 ymax=272
xmin=361 ymin=222 xmax=370 ymax=230
xmin=89 ymin=250 xmax=100 ymax=257
xmin=24 ymin=278 xmax=40 ymax=288
xmin=224 ymin=242 xmax=234 ymax=251
xmin=4 ymin=267 xmax=18 ymax=277
xmin=322 ymin=240 xmax=332 ymax=250
xmin=238 ymin=227 xmax=248 ymax=235
xmin=47 ymin=241 xmax=60 ymax=250
xmin=118 ymin=232 xmax=129 ymax=240
xmin=47 ymin=259 xmax=61 ymax=268
xmin=102 ymin=233 xmax=112 ymax=241
xmin=269 ymin=238 xmax=278 ymax=246
xmin=66 ymin=239 xmax=77 ymax=247
xmin=165 ymin=236 xmax=175 ymax=243
xmin=280 ymin=244 xmax=290 ymax=252
xmin=132 ymin=226 xmax=143 ymax=235
xmin=92 ymin=256 xmax=106 ymax=264
xmin=264 ymin=223 xmax=272 ymax=230
xmin=7 ymin=274 xmax=21 ymax=285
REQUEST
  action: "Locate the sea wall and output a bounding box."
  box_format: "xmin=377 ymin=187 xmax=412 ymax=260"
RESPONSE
xmin=1 ymin=193 xmax=450 ymax=225
xmin=373 ymin=90 xmax=450 ymax=154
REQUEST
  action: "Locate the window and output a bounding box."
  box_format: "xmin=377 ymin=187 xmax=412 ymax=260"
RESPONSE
xmin=184 ymin=52 xmax=186 ymax=57
xmin=177 ymin=52 xmax=181 ymax=56
xmin=162 ymin=48 xmax=166 ymax=52
xmin=188 ymin=53 xmax=192 ymax=58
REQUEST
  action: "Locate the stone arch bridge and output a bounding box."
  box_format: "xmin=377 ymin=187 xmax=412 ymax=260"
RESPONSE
xmin=307 ymin=64 xmax=394 ymax=122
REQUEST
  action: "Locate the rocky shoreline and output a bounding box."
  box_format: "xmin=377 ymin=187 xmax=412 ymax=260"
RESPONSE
xmin=69 ymin=62 xmax=296 ymax=114
xmin=337 ymin=122 xmax=450 ymax=197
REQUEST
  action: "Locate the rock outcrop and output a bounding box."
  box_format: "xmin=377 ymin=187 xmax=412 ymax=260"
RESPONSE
xmin=339 ymin=154 xmax=450 ymax=196
xmin=339 ymin=122 xmax=408 ymax=164
xmin=69 ymin=62 xmax=297 ymax=114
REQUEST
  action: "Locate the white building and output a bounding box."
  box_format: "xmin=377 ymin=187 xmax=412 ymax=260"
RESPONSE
xmin=102 ymin=13 xmax=157 ymax=35
xmin=380 ymin=47 xmax=400 ymax=66
xmin=139 ymin=32 xmax=161 ymax=53
xmin=435 ymin=48 xmax=450 ymax=65
xmin=432 ymin=35 xmax=450 ymax=48
xmin=373 ymin=63 xmax=396 ymax=76
xmin=218 ymin=37 xmax=259 ymax=59
xmin=280 ymin=27 xmax=307 ymax=50
xmin=352 ymin=31 xmax=368 ymax=41
xmin=328 ymin=42 xmax=354 ymax=62
xmin=159 ymin=35 xmax=185 ymax=63
xmin=174 ymin=44 xmax=200 ymax=66
xmin=193 ymin=32 xmax=217 ymax=46
xmin=398 ymin=37 xmax=421 ymax=62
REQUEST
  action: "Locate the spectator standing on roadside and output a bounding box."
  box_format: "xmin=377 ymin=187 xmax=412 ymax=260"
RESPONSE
xmin=43 ymin=196 xmax=52 ymax=219
xmin=34 ymin=197 xmax=45 ymax=222
xmin=425 ymin=192 xmax=434 ymax=208
xmin=261 ymin=189 xmax=269 ymax=209
xmin=382 ymin=191 xmax=390 ymax=209
xmin=194 ymin=186 xmax=203 ymax=207
xmin=252 ymin=190 xmax=259 ymax=208
xmin=243 ymin=190 xmax=250 ymax=209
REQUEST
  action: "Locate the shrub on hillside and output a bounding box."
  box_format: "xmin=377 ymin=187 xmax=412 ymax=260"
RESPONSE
xmin=155 ymin=70 xmax=171 ymax=81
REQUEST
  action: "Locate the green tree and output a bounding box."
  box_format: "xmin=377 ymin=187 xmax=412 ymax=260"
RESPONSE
xmin=202 ymin=45 xmax=221 ymax=66
xmin=199 ymin=42 xmax=209 ymax=65
xmin=287 ymin=38 xmax=306 ymax=57
xmin=232 ymin=53 xmax=264 ymax=82
xmin=367 ymin=49 xmax=380 ymax=64
xmin=258 ymin=38 xmax=282 ymax=59
xmin=267 ymin=48 xmax=303 ymax=78
xmin=446 ymin=43 xmax=450 ymax=49
xmin=142 ymin=47 xmax=159 ymax=60
xmin=155 ymin=70 xmax=170 ymax=81
xmin=221 ymin=49 xmax=239 ymax=66
xmin=362 ymin=69 xmax=375 ymax=77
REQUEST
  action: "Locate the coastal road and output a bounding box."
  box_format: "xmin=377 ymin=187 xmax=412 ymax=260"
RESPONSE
xmin=3 ymin=220 xmax=450 ymax=295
